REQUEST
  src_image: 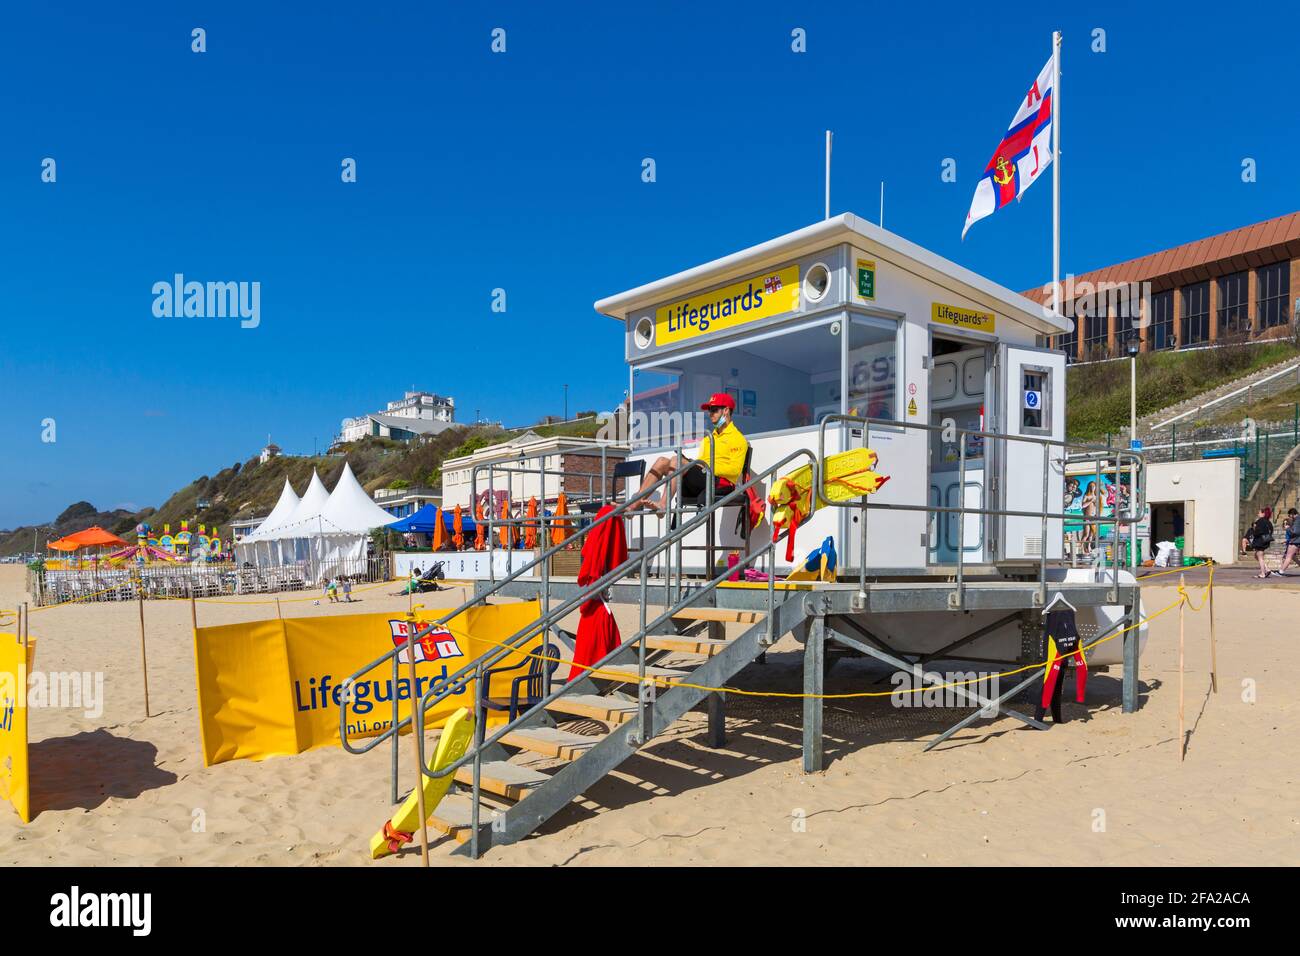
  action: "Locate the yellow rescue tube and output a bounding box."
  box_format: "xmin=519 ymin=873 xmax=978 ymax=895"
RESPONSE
xmin=769 ymin=449 xmax=889 ymax=562
xmin=369 ymin=707 xmax=476 ymax=859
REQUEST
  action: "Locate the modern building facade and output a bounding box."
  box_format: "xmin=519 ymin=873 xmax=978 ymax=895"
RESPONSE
xmin=1027 ymin=212 xmax=1300 ymax=361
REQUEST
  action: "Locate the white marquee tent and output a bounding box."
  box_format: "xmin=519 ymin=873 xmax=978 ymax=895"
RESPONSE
xmin=237 ymin=477 xmax=300 ymax=566
xmin=235 ymin=465 xmax=393 ymax=582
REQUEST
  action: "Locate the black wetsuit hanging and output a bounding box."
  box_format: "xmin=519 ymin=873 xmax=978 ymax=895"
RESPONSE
xmin=1037 ymin=607 xmax=1088 ymax=724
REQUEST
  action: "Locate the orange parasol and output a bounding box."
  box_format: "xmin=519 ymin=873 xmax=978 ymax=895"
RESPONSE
xmin=48 ymin=526 xmax=127 ymax=550
xmin=551 ymin=493 xmax=569 ymax=547
xmin=431 ymin=507 xmax=446 ymax=551
xmin=453 ymin=505 xmax=464 ymax=550
xmin=525 ymin=496 xmax=538 ymax=549
xmin=474 ymin=501 xmax=486 ymax=550
xmin=498 ymin=499 xmax=512 ymax=549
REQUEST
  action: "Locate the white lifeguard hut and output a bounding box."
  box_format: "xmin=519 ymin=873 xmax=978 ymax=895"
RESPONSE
xmin=596 ymin=212 xmax=1074 ymax=575
xmin=360 ymin=216 xmax=1149 ymax=860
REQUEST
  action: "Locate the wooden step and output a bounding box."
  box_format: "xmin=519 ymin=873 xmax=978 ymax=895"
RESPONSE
xmin=546 ymin=693 xmax=638 ymax=724
xmin=500 ymin=727 xmax=604 ymax=761
xmin=671 ymin=607 xmax=763 ymax=624
xmin=594 ymin=663 xmax=688 ymax=684
xmin=453 ymin=761 xmax=551 ymax=801
xmin=645 ymin=635 xmax=731 ymax=657
xmin=424 ymin=795 xmax=490 ymax=844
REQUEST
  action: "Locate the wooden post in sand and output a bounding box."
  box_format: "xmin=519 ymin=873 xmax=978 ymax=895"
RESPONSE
xmin=275 ymin=597 xmax=283 ymax=620
xmin=1207 ymin=564 xmax=1218 ymax=694
xmin=137 ymin=576 xmax=151 ymax=718
xmin=1178 ymin=573 xmax=1185 ymax=762
xmin=190 ymin=590 xmax=198 ymax=633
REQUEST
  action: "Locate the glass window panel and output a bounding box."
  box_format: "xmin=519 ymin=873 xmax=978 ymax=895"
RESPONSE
xmin=846 ymin=318 xmax=899 ymax=422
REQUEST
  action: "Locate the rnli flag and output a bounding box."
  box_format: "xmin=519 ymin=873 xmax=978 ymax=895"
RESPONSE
xmin=962 ymin=57 xmax=1054 ymax=239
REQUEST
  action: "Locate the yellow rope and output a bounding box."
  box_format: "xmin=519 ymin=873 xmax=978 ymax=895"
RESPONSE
xmin=409 ymin=574 xmax=1210 ymax=701
xmin=9 ymin=566 xmax=1215 ymax=702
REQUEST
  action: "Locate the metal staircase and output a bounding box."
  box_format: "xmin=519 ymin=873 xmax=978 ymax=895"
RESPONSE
xmin=339 ymin=447 xmax=817 ymax=859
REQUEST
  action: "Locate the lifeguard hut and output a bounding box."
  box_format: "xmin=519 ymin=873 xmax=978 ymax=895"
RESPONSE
xmin=598 ymin=213 xmax=1078 ymax=575
xmin=340 ymin=215 xmax=1148 ymax=859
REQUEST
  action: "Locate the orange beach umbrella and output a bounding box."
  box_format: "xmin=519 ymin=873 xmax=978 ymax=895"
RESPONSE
xmin=453 ymin=505 xmax=464 ymax=550
xmin=525 ymin=497 xmax=538 ymax=549
xmin=474 ymin=501 xmax=486 ymax=550
xmin=431 ymin=507 xmax=446 ymax=551
xmin=551 ymin=494 xmax=569 ymax=547
xmin=48 ymin=526 xmax=127 ymax=550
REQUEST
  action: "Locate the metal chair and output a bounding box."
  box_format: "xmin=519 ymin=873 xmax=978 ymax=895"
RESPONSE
xmin=578 ymin=459 xmax=647 ymax=514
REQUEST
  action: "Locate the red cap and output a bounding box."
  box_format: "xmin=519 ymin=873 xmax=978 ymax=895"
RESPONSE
xmin=700 ymin=392 xmax=736 ymax=412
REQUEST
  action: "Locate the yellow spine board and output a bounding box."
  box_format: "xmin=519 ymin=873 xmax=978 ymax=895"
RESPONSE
xmin=369 ymin=707 xmax=476 ymax=859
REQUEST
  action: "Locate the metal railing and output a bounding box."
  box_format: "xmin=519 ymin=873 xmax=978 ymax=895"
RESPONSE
xmin=338 ymin=445 xmax=816 ymax=849
xmin=816 ymin=415 xmax=1145 ymax=608
xmin=473 ymin=432 xmax=737 ymax=589
xmin=409 ymin=446 xmax=812 ymax=857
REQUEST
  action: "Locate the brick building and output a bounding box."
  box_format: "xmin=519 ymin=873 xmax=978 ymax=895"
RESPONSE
xmin=1025 ymin=212 xmax=1300 ymax=361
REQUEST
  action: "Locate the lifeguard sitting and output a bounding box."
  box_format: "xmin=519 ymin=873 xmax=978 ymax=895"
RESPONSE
xmin=632 ymin=392 xmax=749 ymax=512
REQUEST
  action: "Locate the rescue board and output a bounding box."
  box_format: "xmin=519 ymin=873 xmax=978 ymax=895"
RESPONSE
xmin=369 ymin=706 xmax=475 ymax=859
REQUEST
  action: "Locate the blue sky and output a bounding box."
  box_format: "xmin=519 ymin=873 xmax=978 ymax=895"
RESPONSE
xmin=2 ymin=2 xmax=1296 ymax=527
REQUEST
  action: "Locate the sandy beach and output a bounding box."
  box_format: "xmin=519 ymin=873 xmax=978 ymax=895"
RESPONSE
xmin=2 ymin=563 xmax=1295 ymax=866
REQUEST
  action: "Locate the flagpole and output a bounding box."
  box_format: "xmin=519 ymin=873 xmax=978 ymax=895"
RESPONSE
xmin=1052 ymin=30 xmax=1062 ymax=317
xmin=824 ymin=130 xmax=832 ymax=219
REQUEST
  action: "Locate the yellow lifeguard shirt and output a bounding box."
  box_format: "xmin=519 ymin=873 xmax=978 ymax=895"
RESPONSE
xmin=694 ymin=420 xmax=749 ymax=484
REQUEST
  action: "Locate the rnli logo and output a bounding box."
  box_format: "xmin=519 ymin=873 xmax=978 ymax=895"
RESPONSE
xmin=993 ymin=156 xmax=1015 ymax=186
xmin=389 ymin=620 xmax=464 ymax=665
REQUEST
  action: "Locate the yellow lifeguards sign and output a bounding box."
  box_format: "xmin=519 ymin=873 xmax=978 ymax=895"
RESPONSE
xmin=931 ymin=302 xmax=996 ymax=334
xmin=656 ymin=265 xmax=800 ymax=346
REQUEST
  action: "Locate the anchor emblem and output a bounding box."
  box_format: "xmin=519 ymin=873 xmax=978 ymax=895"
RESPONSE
xmin=993 ymin=156 xmax=1015 ymax=186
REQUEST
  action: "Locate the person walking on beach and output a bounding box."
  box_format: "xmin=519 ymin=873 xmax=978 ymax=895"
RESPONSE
xmin=1244 ymin=507 xmax=1275 ymax=578
xmin=326 ymin=577 xmax=340 ymax=602
xmin=342 ymin=577 xmax=354 ymax=602
xmin=1275 ymin=508 xmax=1299 ymax=576
xmin=630 ymin=392 xmax=748 ymax=512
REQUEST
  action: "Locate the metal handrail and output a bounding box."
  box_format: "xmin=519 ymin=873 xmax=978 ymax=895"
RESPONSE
xmin=337 ymin=454 xmax=701 ymax=755
xmin=409 ymin=446 xmax=816 ymax=855
xmin=338 ymin=442 xmax=801 ymax=756
xmin=409 ymin=445 xmax=813 ymax=747
xmin=816 ymin=415 xmax=1146 ymax=606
